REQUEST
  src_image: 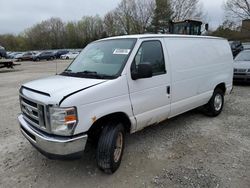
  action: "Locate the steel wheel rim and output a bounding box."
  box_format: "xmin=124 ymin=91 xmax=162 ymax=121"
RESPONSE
xmin=214 ymin=94 xmax=222 ymax=111
xmin=114 ymin=132 xmax=123 ymax=163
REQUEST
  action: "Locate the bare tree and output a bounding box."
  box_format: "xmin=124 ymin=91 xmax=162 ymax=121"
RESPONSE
xmin=151 ymin=0 xmax=172 ymax=33
xmin=113 ymin=0 xmax=155 ymax=34
xmin=225 ymin=0 xmax=250 ymax=20
xmin=47 ymin=18 xmax=65 ymax=49
xmin=171 ymin=0 xmax=203 ymax=21
xmin=112 ymin=0 xmax=134 ymax=34
xmin=77 ymin=16 xmax=104 ymax=45
xmin=131 ymin=0 xmax=155 ymax=33
xmin=104 ymin=11 xmax=124 ymax=36
xmin=24 ymin=18 xmax=66 ymax=49
xmin=25 ymin=20 xmax=52 ymax=50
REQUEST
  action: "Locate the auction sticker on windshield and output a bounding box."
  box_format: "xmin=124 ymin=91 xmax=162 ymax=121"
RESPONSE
xmin=113 ymin=49 xmax=131 ymax=55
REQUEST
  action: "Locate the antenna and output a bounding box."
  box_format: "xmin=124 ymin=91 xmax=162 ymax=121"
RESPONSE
xmin=56 ymin=60 xmax=58 ymax=75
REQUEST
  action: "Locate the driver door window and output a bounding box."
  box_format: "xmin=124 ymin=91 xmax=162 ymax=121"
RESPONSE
xmin=132 ymin=40 xmax=166 ymax=76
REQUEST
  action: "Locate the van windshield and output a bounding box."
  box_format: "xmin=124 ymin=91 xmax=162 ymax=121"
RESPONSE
xmin=61 ymin=39 xmax=136 ymax=79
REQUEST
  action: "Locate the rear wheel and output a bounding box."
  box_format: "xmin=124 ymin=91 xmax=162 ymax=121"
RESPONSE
xmin=96 ymin=122 xmax=125 ymax=174
xmin=203 ymin=88 xmax=224 ymax=117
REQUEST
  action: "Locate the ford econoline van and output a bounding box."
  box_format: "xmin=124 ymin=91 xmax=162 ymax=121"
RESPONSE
xmin=18 ymin=34 xmax=233 ymax=173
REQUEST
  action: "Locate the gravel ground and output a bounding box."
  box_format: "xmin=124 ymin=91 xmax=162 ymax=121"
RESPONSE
xmin=0 ymin=60 xmax=250 ymax=188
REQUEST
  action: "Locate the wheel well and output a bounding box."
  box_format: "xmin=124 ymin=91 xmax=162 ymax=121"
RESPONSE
xmin=87 ymin=112 xmax=131 ymax=139
xmin=215 ymin=83 xmax=226 ymax=94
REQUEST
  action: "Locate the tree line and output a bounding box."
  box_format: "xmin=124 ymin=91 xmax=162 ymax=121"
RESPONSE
xmin=211 ymin=0 xmax=250 ymax=41
xmin=1 ymin=0 xmax=249 ymax=51
xmin=0 ymin=0 xmax=204 ymax=51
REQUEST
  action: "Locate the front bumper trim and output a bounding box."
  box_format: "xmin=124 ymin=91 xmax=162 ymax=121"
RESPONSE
xmin=18 ymin=114 xmax=88 ymax=157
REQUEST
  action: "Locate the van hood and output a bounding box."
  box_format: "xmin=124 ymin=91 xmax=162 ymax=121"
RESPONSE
xmin=21 ymin=75 xmax=106 ymax=104
xmin=234 ymin=61 xmax=250 ymax=69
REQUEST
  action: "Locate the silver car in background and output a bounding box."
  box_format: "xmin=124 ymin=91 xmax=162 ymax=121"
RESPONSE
xmin=234 ymin=50 xmax=250 ymax=83
xmin=0 ymin=45 xmax=7 ymax=58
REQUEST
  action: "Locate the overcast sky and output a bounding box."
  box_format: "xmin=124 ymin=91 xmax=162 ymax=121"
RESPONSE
xmin=0 ymin=0 xmax=225 ymax=34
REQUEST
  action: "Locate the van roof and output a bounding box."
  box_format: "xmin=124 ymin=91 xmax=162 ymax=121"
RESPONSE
xmin=98 ymin=34 xmax=225 ymax=41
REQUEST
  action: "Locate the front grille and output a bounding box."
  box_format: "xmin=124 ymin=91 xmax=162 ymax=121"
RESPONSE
xmin=20 ymin=96 xmax=46 ymax=130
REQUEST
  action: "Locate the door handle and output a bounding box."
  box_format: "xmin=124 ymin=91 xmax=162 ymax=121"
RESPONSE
xmin=167 ymin=86 xmax=170 ymax=95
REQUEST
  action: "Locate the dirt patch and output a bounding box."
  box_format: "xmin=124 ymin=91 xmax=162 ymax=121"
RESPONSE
xmin=152 ymin=166 xmax=220 ymax=188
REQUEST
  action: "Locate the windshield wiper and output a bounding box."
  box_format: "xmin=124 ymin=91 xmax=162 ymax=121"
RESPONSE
xmin=77 ymin=70 xmax=98 ymax=74
xmin=61 ymin=70 xmax=115 ymax=79
xmin=76 ymin=71 xmax=115 ymax=79
xmin=64 ymin=69 xmax=72 ymax=72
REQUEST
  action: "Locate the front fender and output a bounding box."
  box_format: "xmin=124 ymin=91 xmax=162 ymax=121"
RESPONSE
xmin=59 ymin=75 xmax=136 ymax=134
xmin=74 ymin=94 xmax=136 ymax=134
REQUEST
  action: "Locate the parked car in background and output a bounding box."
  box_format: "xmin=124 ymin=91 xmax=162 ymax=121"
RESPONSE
xmin=61 ymin=51 xmax=79 ymax=59
xmin=233 ymin=50 xmax=250 ymax=82
xmin=14 ymin=52 xmax=25 ymax=59
xmin=53 ymin=50 xmax=69 ymax=59
xmin=16 ymin=52 xmax=35 ymax=61
xmin=6 ymin=51 xmax=12 ymax=57
xmin=7 ymin=52 xmax=21 ymax=59
xmin=33 ymin=51 xmax=55 ymax=61
xmin=243 ymin=43 xmax=250 ymax=50
xmin=229 ymin=41 xmax=243 ymax=57
xmin=0 ymin=45 xmax=7 ymax=58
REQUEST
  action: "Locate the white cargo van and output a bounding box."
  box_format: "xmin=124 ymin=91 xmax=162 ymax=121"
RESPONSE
xmin=18 ymin=34 xmax=233 ymax=173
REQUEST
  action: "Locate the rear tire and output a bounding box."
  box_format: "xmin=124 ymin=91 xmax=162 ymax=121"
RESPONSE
xmin=96 ymin=122 xmax=125 ymax=174
xmin=203 ymin=88 xmax=224 ymax=117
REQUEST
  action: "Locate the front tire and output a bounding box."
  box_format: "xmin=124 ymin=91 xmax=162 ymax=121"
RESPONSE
xmin=203 ymin=88 xmax=224 ymax=117
xmin=96 ymin=123 xmax=125 ymax=174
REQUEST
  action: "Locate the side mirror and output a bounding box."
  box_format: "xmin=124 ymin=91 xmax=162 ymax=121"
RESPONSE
xmin=131 ymin=63 xmax=153 ymax=80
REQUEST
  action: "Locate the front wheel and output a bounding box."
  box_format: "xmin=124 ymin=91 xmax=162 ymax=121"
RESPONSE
xmin=203 ymin=88 xmax=224 ymax=117
xmin=96 ymin=123 xmax=125 ymax=174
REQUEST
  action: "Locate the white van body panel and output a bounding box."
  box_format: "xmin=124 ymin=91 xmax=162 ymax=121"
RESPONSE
xmin=164 ymin=37 xmax=233 ymax=117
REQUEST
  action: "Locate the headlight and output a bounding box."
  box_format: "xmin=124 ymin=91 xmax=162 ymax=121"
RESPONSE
xmin=49 ymin=106 xmax=78 ymax=136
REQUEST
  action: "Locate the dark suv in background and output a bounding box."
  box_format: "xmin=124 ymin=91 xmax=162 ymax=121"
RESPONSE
xmin=53 ymin=50 xmax=69 ymax=59
xmin=0 ymin=45 xmax=7 ymax=58
xmin=33 ymin=51 xmax=55 ymax=61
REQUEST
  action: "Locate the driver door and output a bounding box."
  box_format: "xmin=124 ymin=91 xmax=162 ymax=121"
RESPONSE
xmin=127 ymin=39 xmax=171 ymax=131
